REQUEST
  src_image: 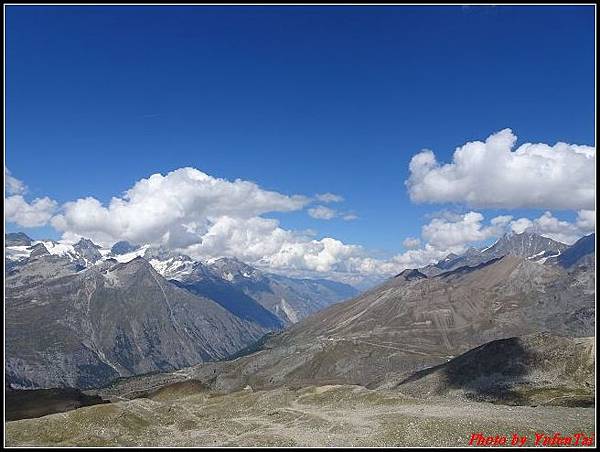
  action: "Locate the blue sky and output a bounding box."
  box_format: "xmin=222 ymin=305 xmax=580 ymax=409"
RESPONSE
xmin=5 ymin=5 xmax=596 ymax=280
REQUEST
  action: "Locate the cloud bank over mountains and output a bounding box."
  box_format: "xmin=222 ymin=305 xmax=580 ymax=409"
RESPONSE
xmin=5 ymin=129 xmax=595 ymax=282
xmin=5 ymin=167 xmax=58 ymax=228
xmin=50 ymin=168 xmax=310 ymax=248
xmin=6 ymin=167 xmax=384 ymax=282
xmin=395 ymin=129 xmax=595 ymax=271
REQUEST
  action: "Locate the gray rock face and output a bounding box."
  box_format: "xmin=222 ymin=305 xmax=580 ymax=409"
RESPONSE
xmin=29 ymin=243 xmax=50 ymax=259
xmin=483 ymin=231 xmax=568 ymax=259
xmin=73 ymin=238 xmax=103 ymax=264
xmin=394 ymin=268 xmax=428 ymax=281
xmin=209 ymin=257 xmax=263 ymax=282
xmin=263 ymin=274 xmax=359 ymax=323
xmin=5 ymin=255 xmax=274 ymax=390
xmin=5 ymin=232 xmax=33 ymax=246
xmin=557 ymin=233 xmax=595 ymax=269
xmin=175 ymin=256 xmax=358 ymax=326
xmin=110 ymin=241 xmax=139 ymax=255
xmin=99 ymin=255 xmax=594 ymax=398
xmin=205 ymin=257 xmax=359 ymax=325
xmin=174 ymin=261 xmax=285 ymax=331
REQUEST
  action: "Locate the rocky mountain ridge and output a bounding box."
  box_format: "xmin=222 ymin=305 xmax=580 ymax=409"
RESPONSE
xmin=5 ymin=234 xmax=359 ymax=325
xmin=421 ymin=231 xmax=585 ymax=276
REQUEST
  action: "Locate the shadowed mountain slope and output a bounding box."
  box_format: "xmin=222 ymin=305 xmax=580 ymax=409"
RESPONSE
xmin=396 ymin=333 xmax=595 ymax=407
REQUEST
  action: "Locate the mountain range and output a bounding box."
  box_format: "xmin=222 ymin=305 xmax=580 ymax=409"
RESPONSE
xmin=4 ymin=231 xmax=595 ymax=407
xmin=82 ymin=231 xmax=595 ymax=405
xmin=5 ymin=233 xmax=357 ymax=389
xmin=420 ymin=230 xmax=571 ymax=277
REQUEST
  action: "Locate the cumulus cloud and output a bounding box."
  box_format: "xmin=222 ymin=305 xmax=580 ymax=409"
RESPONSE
xmin=406 ymin=129 xmax=595 ymax=210
xmin=308 ymin=205 xmax=358 ymax=221
xmin=9 ymin=161 xmax=593 ymax=283
xmin=161 ymin=215 xmax=390 ymax=277
xmin=6 ymin=195 xmax=58 ymax=228
xmin=315 ymin=193 xmax=344 ymax=203
xmin=51 ymin=167 xmax=309 ymax=248
xmin=46 ymin=167 xmax=387 ymax=281
xmin=402 ymin=237 xmax=421 ymax=249
xmin=5 ymin=169 xmax=58 ymax=227
xmin=308 ymin=205 xmax=337 ymax=220
xmin=391 ymin=244 xmax=458 ymax=270
xmin=5 ymin=167 xmax=26 ymax=195
xmin=421 ymin=211 xmax=504 ymax=248
xmin=575 ymin=209 xmax=596 ymax=231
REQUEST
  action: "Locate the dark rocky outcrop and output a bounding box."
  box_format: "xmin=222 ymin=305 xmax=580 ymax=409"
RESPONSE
xmin=396 ymin=333 xmax=595 ymax=407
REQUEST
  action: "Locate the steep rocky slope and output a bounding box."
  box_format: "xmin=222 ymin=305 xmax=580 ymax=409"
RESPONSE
xmin=5 ymin=255 xmax=271 ymax=389
xmin=556 ymin=233 xmax=595 ymax=269
xmin=203 ymin=257 xmax=358 ymax=324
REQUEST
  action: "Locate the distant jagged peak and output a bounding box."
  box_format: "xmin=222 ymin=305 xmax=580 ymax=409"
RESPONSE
xmin=394 ymin=268 xmax=428 ymax=281
xmin=73 ymin=237 xmax=103 ymax=264
xmin=422 ymin=230 xmax=570 ymax=278
xmin=499 ymin=229 xmax=566 ymax=245
xmin=143 ymin=245 xmax=192 ymax=262
xmin=5 ymin=232 xmax=33 ymax=247
xmin=208 ymin=256 xmax=264 ymax=281
xmin=463 ymin=246 xmax=482 ymax=257
xmin=110 ymin=240 xmax=140 ymax=255
xmin=74 ymin=237 xmax=101 ymax=249
xmin=485 ymin=230 xmax=568 ymax=258
xmin=93 ymin=258 xmax=119 ymax=272
xmin=111 ymin=255 xmax=157 ymax=275
xmin=438 ymin=252 xmax=460 ymax=263
xmin=29 ymin=242 xmax=50 ymax=259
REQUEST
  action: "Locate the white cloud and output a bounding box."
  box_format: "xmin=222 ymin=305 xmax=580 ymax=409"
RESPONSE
xmin=47 ymin=167 xmax=389 ymax=281
xmin=5 ymin=167 xmax=26 ymax=195
xmin=406 ymin=128 xmax=595 ymax=210
xmin=183 ymin=216 xmax=395 ymax=277
xmin=51 ymin=167 xmax=309 ymax=248
xmin=389 ymin=211 xmax=503 ymax=271
xmin=421 ymin=211 xmax=503 ymax=249
xmin=315 ymin=192 xmax=344 ymax=203
xmin=308 ymin=206 xmax=358 ymax=221
xmin=576 ymin=209 xmax=596 ymax=231
xmin=391 ymin=244 xmax=458 ymax=271
xmin=9 ymin=162 xmax=593 ymax=283
xmin=308 ymin=205 xmax=337 ymax=220
xmin=5 ymin=169 xmax=58 ymax=227
xmin=6 ymin=195 xmax=58 ymax=228
xmin=402 ymin=237 xmax=421 ymax=249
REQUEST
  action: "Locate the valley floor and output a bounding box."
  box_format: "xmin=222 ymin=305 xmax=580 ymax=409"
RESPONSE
xmin=5 ymin=384 xmax=595 ymax=447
